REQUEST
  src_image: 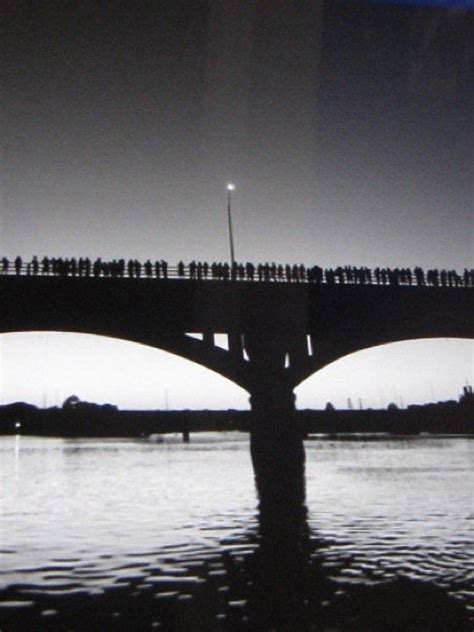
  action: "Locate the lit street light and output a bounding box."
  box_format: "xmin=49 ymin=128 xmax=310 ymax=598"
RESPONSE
xmin=226 ymin=183 xmax=236 ymax=266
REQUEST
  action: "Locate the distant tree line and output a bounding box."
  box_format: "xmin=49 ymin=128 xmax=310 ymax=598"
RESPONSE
xmin=2 ymin=255 xmax=473 ymax=287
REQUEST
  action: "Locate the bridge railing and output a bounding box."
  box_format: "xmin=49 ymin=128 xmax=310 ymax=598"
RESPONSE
xmin=1 ymin=258 xmax=473 ymax=288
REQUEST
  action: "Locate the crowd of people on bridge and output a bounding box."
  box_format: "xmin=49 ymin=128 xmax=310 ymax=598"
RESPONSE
xmin=1 ymin=255 xmax=473 ymax=288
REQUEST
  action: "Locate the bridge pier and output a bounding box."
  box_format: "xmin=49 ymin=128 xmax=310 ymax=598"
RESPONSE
xmin=249 ymin=384 xmax=306 ymax=517
xmin=244 ymin=326 xmax=307 ymax=515
xmin=243 ymin=331 xmax=306 ymax=509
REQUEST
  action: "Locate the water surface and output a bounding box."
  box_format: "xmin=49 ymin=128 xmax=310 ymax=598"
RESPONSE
xmin=0 ymin=433 xmax=472 ymax=630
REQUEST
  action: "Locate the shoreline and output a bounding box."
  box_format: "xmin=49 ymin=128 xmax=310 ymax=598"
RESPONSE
xmin=1 ymin=401 xmax=472 ymax=437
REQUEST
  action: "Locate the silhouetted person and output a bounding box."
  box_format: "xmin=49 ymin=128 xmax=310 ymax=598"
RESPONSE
xmin=2 ymin=257 xmax=9 ymax=273
xmin=270 ymin=263 xmax=277 ymax=281
xmin=93 ymin=258 xmax=102 ymax=277
xmin=427 ymin=269 xmax=439 ymax=286
xmin=246 ymin=262 xmax=255 ymax=281
xmin=263 ymin=263 xmax=270 ymax=281
xmin=463 ymin=269 xmax=471 ymax=287
xmin=14 ymin=256 xmax=22 ymax=275
xmin=390 ymin=268 xmax=400 ymax=286
xmin=311 ymin=265 xmax=323 ymax=284
xmin=414 ymin=266 xmax=425 ymax=286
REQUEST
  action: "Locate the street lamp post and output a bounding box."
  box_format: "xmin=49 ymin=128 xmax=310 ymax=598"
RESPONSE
xmin=226 ymin=183 xmax=236 ymax=266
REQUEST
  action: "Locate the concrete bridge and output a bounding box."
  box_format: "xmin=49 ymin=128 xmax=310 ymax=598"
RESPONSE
xmin=1 ymin=274 xmax=473 ymax=498
xmin=2 ymin=275 xmax=472 ymax=392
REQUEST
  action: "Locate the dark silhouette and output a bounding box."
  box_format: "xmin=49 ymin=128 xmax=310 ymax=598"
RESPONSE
xmin=161 ymin=259 xmax=168 ymax=278
xmin=31 ymin=256 xmax=39 ymax=275
xmin=3 ymin=254 xmax=474 ymax=290
xmin=144 ymin=259 xmax=153 ymax=277
xmin=1 ymin=388 xmax=473 ymax=437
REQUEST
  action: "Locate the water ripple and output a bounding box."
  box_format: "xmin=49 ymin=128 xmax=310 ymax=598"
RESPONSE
xmin=0 ymin=435 xmax=472 ymax=629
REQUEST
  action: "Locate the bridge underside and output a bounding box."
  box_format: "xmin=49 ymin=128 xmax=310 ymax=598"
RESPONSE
xmin=1 ymin=276 xmax=473 ymax=395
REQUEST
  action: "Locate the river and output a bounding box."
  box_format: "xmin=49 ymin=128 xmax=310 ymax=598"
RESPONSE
xmin=0 ymin=433 xmax=472 ymax=630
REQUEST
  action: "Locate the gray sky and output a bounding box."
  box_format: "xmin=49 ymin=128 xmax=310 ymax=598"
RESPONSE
xmin=2 ymin=1 xmax=472 ymax=267
xmin=1 ymin=2 xmax=473 ymax=408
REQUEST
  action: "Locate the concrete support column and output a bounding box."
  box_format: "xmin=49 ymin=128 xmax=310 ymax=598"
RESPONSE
xmin=228 ymin=332 xmax=243 ymax=358
xmin=248 ymin=380 xmax=306 ymax=516
xmin=203 ymin=331 xmax=214 ymax=348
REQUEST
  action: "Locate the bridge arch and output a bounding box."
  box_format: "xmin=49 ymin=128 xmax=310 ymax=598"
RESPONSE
xmin=0 ymin=318 xmax=252 ymax=388
xmin=0 ymin=331 xmax=250 ymax=409
xmin=294 ymin=337 xmax=474 ymax=409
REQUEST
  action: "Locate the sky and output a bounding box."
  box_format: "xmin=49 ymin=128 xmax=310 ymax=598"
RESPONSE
xmin=1 ymin=1 xmax=473 ymax=409
xmin=0 ymin=333 xmax=472 ymax=410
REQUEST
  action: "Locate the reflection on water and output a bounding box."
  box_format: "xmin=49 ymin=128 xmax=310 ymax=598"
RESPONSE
xmin=0 ymin=433 xmax=472 ymax=630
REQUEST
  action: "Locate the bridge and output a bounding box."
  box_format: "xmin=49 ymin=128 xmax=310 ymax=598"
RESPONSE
xmin=1 ymin=270 xmax=473 ymax=498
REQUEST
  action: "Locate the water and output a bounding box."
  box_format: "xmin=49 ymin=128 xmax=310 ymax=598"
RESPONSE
xmin=0 ymin=433 xmax=473 ymax=630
